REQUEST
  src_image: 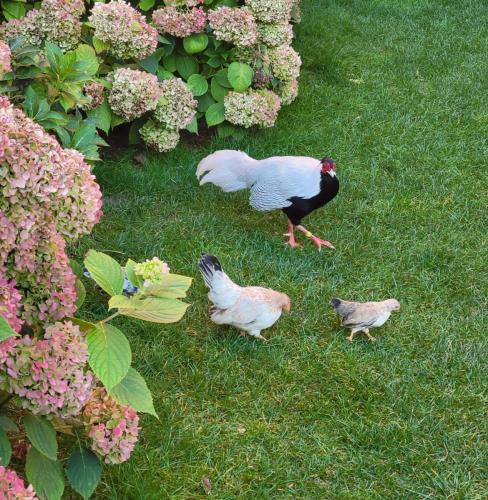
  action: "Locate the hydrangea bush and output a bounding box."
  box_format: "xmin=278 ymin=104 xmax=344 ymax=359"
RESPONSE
xmin=0 ymin=0 xmax=302 ymax=156
xmin=0 ymin=97 xmax=192 ymax=498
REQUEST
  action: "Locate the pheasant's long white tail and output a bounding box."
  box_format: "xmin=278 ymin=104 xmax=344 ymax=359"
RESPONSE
xmin=196 ymin=150 xmax=259 ymax=192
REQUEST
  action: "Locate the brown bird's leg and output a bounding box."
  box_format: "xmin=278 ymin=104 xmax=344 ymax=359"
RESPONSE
xmin=284 ymin=220 xmax=300 ymax=248
xmin=347 ymin=328 xmax=359 ymax=342
xmin=364 ymin=329 xmax=376 ymax=342
xmin=296 ymin=225 xmax=335 ymax=251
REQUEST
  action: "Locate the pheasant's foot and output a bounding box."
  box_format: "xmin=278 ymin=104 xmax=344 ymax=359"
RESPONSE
xmin=283 ymin=233 xmax=301 ymax=248
xmin=365 ymin=333 xmax=376 ymax=342
xmin=239 ymin=331 xmax=247 ymax=337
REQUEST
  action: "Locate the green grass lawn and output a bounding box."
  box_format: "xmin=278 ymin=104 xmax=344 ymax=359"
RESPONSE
xmin=74 ymin=0 xmax=488 ymax=497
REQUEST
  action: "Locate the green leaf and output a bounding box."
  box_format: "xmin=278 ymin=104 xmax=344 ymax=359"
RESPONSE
xmin=24 ymin=414 xmax=57 ymax=460
xmin=91 ymin=36 xmax=107 ymax=54
xmin=87 ymin=99 xmax=111 ymax=134
xmin=84 ymin=250 xmax=124 ymax=297
xmin=210 ymin=77 xmax=229 ymax=102
xmin=75 ymin=279 xmax=86 ymax=309
xmin=87 ymin=324 xmax=131 ymax=390
xmin=157 ymin=67 xmax=174 ymax=81
xmin=0 ymin=316 xmax=17 ymax=341
xmin=227 ymin=62 xmax=253 ymax=92
xmin=111 ymin=112 xmax=126 ymax=128
xmin=26 ymin=448 xmax=64 ymax=500
xmin=66 ymin=446 xmax=102 ymax=500
xmin=214 ymin=68 xmax=232 ymax=88
xmin=45 ymin=42 xmax=62 ymax=71
xmin=110 ymin=368 xmax=158 ymax=417
xmin=205 ymin=102 xmax=225 ymax=127
xmin=0 ymin=428 xmax=11 ymax=467
xmin=185 ymin=115 xmax=198 ymax=134
xmin=138 ymin=0 xmax=155 ymax=10
xmin=124 ymin=259 xmax=141 ymax=288
xmin=0 ymin=416 xmax=19 ymax=433
xmin=75 ymin=44 xmax=99 ymax=75
xmin=175 ymin=54 xmax=199 ymax=80
xmin=186 ymin=74 xmax=208 ymax=97
xmin=109 ymin=296 xmax=190 ymax=323
xmin=163 ymin=53 xmax=177 ymax=73
xmin=183 ymin=33 xmax=209 ymax=55
xmin=70 ymin=123 xmax=97 ymax=150
xmin=139 ymin=52 xmax=160 ymax=74
xmin=2 ymin=1 xmax=25 ymax=20
xmin=143 ymin=274 xmax=193 ymax=299
xmin=67 ymin=317 xmax=97 ymax=334
xmin=197 ymin=92 xmax=215 ymax=113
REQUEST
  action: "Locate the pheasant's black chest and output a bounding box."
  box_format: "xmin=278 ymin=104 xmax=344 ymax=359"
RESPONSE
xmin=282 ymin=173 xmax=339 ymax=225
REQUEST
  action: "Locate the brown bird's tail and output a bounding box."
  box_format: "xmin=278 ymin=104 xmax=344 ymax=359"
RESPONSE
xmin=330 ymin=298 xmax=342 ymax=309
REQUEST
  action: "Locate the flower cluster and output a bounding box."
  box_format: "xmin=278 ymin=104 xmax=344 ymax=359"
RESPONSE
xmin=164 ymin=0 xmax=204 ymax=6
xmin=140 ymin=120 xmax=180 ymax=153
xmin=89 ymin=1 xmax=158 ymax=60
xmin=224 ymin=89 xmax=281 ymax=128
xmin=82 ymin=82 xmax=106 ymax=111
xmin=0 ymin=467 xmax=37 ymax=499
xmin=0 ymin=40 xmax=11 ymax=77
xmin=108 ymin=68 xmax=161 ymax=121
xmin=0 ymin=0 xmax=82 ymax=51
xmin=0 ymin=321 xmax=94 ymax=418
xmin=0 ymin=274 xmax=22 ymax=333
xmin=291 ymin=0 xmax=301 ymax=23
xmin=42 ymin=0 xmax=86 ymax=18
xmin=245 ymin=0 xmax=293 ymax=23
xmin=152 ymin=7 xmax=206 ymax=38
xmin=277 ymin=78 xmax=298 ymax=105
xmin=0 ymin=96 xmax=102 ymax=326
xmin=269 ymin=44 xmax=301 ymax=81
xmin=134 ymin=257 xmax=170 ymax=287
xmin=153 ymin=78 xmax=197 ymax=130
xmin=83 ymin=388 xmax=140 ymax=465
xmin=258 ymin=22 xmax=293 ymax=47
xmin=208 ymin=7 xmax=258 ymax=48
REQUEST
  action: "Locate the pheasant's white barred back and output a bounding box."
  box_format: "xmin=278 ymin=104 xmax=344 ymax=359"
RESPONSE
xmin=196 ymin=150 xmax=323 ymax=212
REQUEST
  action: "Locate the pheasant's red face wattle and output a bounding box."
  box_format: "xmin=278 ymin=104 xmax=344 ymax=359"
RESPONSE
xmin=321 ymin=157 xmax=336 ymax=173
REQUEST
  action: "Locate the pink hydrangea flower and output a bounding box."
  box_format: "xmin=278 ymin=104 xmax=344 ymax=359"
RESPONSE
xmin=224 ymin=89 xmax=281 ymax=128
xmin=0 ymin=41 xmax=11 ymax=76
xmin=245 ymin=0 xmax=293 ymax=23
xmin=0 ymin=467 xmax=38 ymax=499
xmin=152 ymin=7 xmax=206 ymax=38
xmin=89 ymin=1 xmax=158 ymax=60
xmin=82 ymin=82 xmax=106 ymax=111
xmin=83 ymin=387 xmax=140 ymax=464
xmin=278 ymin=78 xmax=298 ymax=104
xmin=0 ymin=321 xmax=94 ymax=418
xmin=0 ymin=273 xmax=22 ymax=333
xmin=153 ymin=78 xmax=197 ymax=130
xmin=108 ymin=68 xmax=162 ymax=121
xmin=208 ymin=7 xmax=258 ymax=48
xmin=268 ymin=44 xmax=301 ymax=81
xmin=257 ymin=22 xmax=293 ymax=47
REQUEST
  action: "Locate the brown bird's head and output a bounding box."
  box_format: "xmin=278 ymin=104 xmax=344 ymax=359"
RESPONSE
xmin=281 ymin=294 xmax=292 ymax=313
xmin=385 ymin=299 xmax=401 ymax=312
xmin=321 ymin=157 xmax=337 ymax=176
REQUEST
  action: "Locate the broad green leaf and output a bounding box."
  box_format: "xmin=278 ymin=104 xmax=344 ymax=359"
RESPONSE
xmin=143 ymin=274 xmax=192 ymax=299
xmin=2 ymin=1 xmax=25 ymax=20
xmin=163 ymin=53 xmax=177 ymax=73
xmin=75 ymin=279 xmax=86 ymax=309
xmin=183 ymin=33 xmax=208 ymax=54
xmin=138 ymin=0 xmax=155 ymax=10
xmin=84 ymin=250 xmax=124 ymax=297
xmin=111 ymin=112 xmax=126 ymax=128
xmin=227 ymin=62 xmax=253 ymax=92
xmin=185 ymin=115 xmax=198 ymax=134
xmin=0 ymin=428 xmax=11 ymax=467
xmin=87 ymin=99 xmax=111 ymax=134
xmin=110 ymin=368 xmax=158 ymax=417
xmin=128 ymin=118 xmax=145 ymax=145
xmin=45 ymin=42 xmax=62 ymax=71
xmin=24 ymin=414 xmax=57 ymax=460
xmin=214 ymin=68 xmax=232 ymax=88
xmin=197 ymin=92 xmax=215 ymax=113
xmin=157 ymin=67 xmax=174 ymax=81
xmin=26 ymin=448 xmax=64 ymax=500
xmin=210 ymin=77 xmax=229 ymax=102
xmin=91 ymin=36 xmax=107 ymax=54
xmin=205 ymin=102 xmax=225 ymax=127
xmin=67 ymin=317 xmax=96 ymax=334
xmin=186 ymin=74 xmax=208 ymax=97
xmin=66 ymin=446 xmax=102 ymax=500
xmin=75 ymin=44 xmax=99 ymax=75
xmin=175 ymin=54 xmax=199 ymax=80
xmin=124 ymin=259 xmax=141 ymax=288
xmin=0 ymin=316 xmax=17 ymax=341
xmin=138 ymin=52 xmax=160 ymax=74
xmin=110 ymin=296 xmax=190 ymax=323
xmin=87 ymin=324 xmax=131 ymax=390
xmin=0 ymin=416 xmax=19 ymax=433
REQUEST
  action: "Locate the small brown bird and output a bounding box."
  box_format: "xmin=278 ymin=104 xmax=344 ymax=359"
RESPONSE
xmin=199 ymin=254 xmax=291 ymax=341
xmin=330 ymin=298 xmax=400 ymax=341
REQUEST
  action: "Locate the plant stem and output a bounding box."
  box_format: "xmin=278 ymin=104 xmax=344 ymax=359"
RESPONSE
xmin=98 ymin=311 xmax=120 ymax=325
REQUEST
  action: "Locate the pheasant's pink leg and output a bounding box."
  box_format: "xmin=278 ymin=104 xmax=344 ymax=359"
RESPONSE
xmin=284 ymin=220 xmax=300 ymax=248
xmin=296 ymin=225 xmax=335 ymax=251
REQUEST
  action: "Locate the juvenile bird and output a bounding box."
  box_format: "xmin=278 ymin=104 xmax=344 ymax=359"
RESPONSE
xmin=330 ymin=298 xmax=400 ymax=341
xmin=196 ymin=150 xmax=339 ymax=250
xmin=199 ymin=254 xmax=291 ymax=341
